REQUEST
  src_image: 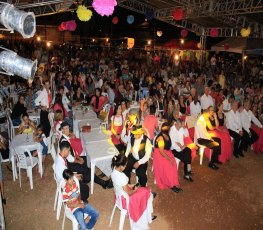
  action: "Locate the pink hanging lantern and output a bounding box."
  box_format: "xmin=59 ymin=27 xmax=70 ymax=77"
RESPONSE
xmin=112 ymin=16 xmax=118 ymax=25
xmin=172 ymin=8 xmax=184 ymax=21
xmin=180 ymin=29 xmax=188 ymax=38
xmin=60 ymin=22 xmax=67 ymax=31
xmin=92 ymin=0 xmax=117 ymax=17
xmin=210 ymin=28 xmax=219 ymax=37
xmin=66 ymin=20 xmax=77 ymax=32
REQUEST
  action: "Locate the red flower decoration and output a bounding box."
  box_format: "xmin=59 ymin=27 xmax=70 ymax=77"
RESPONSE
xmin=172 ymin=8 xmax=184 ymax=21
xmin=180 ymin=29 xmax=188 ymax=38
xmin=66 ymin=20 xmax=77 ymax=32
xmin=58 ymin=25 xmax=64 ymax=31
xmin=112 ymin=16 xmax=119 ymax=24
xmin=61 ymin=22 xmax=67 ymax=31
xmin=210 ymin=28 xmax=219 ymax=37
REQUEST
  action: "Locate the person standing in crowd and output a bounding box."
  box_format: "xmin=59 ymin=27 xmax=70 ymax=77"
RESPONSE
xmin=153 ymin=122 xmax=182 ymax=192
xmin=226 ymin=101 xmax=245 ymax=158
xmin=195 ymin=110 xmax=222 ymax=170
xmin=143 ymin=105 xmax=159 ymax=142
xmin=110 ymin=104 xmax=125 ymax=154
xmin=11 ymin=95 xmax=27 ymax=126
xmin=35 ymin=80 xmax=52 ymax=137
xmin=240 ymin=100 xmax=262 ymax=152
xmin=169 ymin=118 xmax=194 ymax=181
xmin=62 ymin=169 xmax=99 ymax=230
xmin=190 ymin=95 xmax=201 ymax=116
xmin=123 ymin=125 xmax=152 ymax=187
xmin=200 ymin=87 xmax=214 ymax=110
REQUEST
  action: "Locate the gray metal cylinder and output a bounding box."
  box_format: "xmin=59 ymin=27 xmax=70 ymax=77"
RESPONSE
xmin=0 ymin=3 xmax=36 ymax=38
xmin=0 ymin=50 xmax=38 ymax=80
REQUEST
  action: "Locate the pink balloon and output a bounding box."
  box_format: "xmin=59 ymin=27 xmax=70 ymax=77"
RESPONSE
xmin=181 ymin=29 xmax=188 ymax=38
xmin=66 ymin=20 xmax=77 ymax=32
xmin=210 ymin=28 xmax=219 ymax=37
xmin=92 ymin=0 xmax=117 ymax=17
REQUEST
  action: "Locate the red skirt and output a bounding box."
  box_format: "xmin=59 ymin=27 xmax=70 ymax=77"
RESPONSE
xmin=251 ymin=125 xmax=263 ymax=154
xmin=153 ymin=148 xmax=180 ymax=189
xmin=206 ymin=127 xmax=232 ymax=163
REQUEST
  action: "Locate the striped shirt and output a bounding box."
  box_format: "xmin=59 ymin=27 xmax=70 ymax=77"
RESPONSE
xmin=62 ymin=179 xmax=80 ymax=212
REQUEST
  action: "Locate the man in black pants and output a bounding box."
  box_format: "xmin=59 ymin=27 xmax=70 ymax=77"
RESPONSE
xmin=169 ymin=118 xmax=194 ymax=181
xmin=226 ymin=101 xmax=245 ymax=157
xmin=123 ymin=125 xmax=152 ymax=187
xmin=59 ymin=121 xmax=112 ymax=189
xmin=34 ymin=80 xmax=51 ymax=137
xmin=195 ymin=110 xmax=221 ymax=170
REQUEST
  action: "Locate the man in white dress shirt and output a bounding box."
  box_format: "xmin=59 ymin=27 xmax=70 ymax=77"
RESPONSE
xmin=240 ymin=101 xmax=262 ymax=152
xmin=123 ymin=125 xmax=152 ymax=187
xmin=200 ymin=87 xmax=214 ymax=110
xmin=223 ymin=94 xmax=235 ymax=113
xmin=195 ymin=110 xmax=221 ymax=170
xmin=169 ymin=118 xmax=193 ymax=182
xmin=226 ymin=101 xmax=245 ymax=157
xmin=34 ymin=80 xmax=51 ymax=137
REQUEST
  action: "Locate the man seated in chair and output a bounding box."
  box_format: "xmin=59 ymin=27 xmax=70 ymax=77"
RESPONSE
xmin=59 ymin=121 xmax=112 ymax=189
xmin=195 ymin=110 xmax=222 ymax=170
xmin=169 ymin=118 xmax=194 ymax=182
xmin=123 ymin=125 xmax=152 ymax=187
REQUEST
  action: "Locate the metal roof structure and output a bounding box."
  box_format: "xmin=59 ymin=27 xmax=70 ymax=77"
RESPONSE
xmin=7 ymin=0 xmax=263 ymax=38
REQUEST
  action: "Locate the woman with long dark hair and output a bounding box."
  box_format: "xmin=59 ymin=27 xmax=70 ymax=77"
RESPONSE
xmin=90 ymin=88 xmax=106 ymax=115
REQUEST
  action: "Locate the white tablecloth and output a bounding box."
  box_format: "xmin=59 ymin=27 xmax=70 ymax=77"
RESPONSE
xmin=81 ymin=131 xmax=117 ymax=194
xmin=130 ymin=102 xmax=140 ymax=110
xmin=9 ymin=134 xmax=43 ymax=181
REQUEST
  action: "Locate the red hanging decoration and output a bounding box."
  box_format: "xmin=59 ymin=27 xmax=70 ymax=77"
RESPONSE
xmin=180 ymin=29 xmax=188 ymax=38
xmin=172 ymin=8 xmax=184 ymax=21
xmin=60 ymin=22 xmax=67 ymax=31
xmin=66 ymin=20 xmax=77 ymax=32
xmin=210 ymin=28 xmax=219 ymax=37
xmin=112 ymin=16 xmax=119 ymax=24
xmin=58 ymin=25 xmax=64 ymax=31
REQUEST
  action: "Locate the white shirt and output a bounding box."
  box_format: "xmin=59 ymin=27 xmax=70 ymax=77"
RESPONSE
xmin=125 ymin=135 xmax=152 ymax=165
xmin=168 ymin=79 xmax=176 ymax=88
xmin=62 ymin=95 xmax=71 ymax=112
xmin=111 ymin=168 xmax=128 ymax=194
xmin=111 ymin=115 xmax=123 ymax=126
xmin=190 ymin=101 xmax=201 ymax=116
xmin=34 ymin=88 xmax=50 ymax=108
xmin=60 ymin=134 xmax=75 ymax=163
xmin=223 ymin=99 xmax=231 ymax=112
xmin=169 ymin=126 xmax=189 ymax=152
xmin=240 ymin=109 xmax=262 ymax=133
xmin=225 ymin=110 xmax=242 ymax=133
xmin=200 ymin=94 xmax=214 ymax=110
xmin=195 ymin=115 xmax=211 ymax=140
xmin=54 ymin=155 xmax=67 ymax=183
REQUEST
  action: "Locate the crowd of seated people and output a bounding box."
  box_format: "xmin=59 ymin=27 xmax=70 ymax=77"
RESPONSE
xmin=1 ymin=39 xmax=263 ymax=228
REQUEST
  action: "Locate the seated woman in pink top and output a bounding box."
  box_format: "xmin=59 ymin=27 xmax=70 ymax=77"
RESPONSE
xmin=53 ymin=93 xmax=69 ymax=119
xmin=143 ymin=105 xmax=159 ymax=141
xmin=90 ymin=88 xmax=106 ymax=115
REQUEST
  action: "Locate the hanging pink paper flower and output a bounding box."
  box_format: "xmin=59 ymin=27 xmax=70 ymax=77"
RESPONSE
xmin=180 ymin=29 xmax=188 ymax=38
xmin=66 ymin=20 xmax=77 ymax=31
xmin=112 ymin=16 xmax=118 ymax=25
xmin=61 ymin=22 xmax=67 ymax=31
xmin=210 ymin=28 xmax=219 ymax=37
xmin=172 ymin=8 xmax=184 ymax=21
xmin=92 ymin=0 xmax=117 ymax=17
xmin=58 ymin=25 xmax=64 ymax=31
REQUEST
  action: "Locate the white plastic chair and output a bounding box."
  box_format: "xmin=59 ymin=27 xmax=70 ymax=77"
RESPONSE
xmin=14 ymin=148 xmax=38 ymax=190
xmin=100 ymin=104 xmax=111 ymax=129
xmin=5 ymin=108 xmax=19 ymax=140
xmin=109 ymin=185 xmax=130 ymax=230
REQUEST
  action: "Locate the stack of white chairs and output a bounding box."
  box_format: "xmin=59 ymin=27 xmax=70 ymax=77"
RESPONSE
xmin=109 ymin=184 xmax=130 ymax=230
xmin=14 ymin=148 xmax=39 ymax=190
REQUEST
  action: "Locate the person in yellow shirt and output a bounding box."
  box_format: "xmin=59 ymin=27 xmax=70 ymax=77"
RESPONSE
xmin=18 ymin=113 xmax=36 ymax=134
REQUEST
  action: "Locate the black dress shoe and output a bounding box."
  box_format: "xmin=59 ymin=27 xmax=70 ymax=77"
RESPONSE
xmin=152 ymin=215 xmax=157 ymax=221
xmin=171 ymin=186 xmax=183 ymax=193
xmin=239 ymin=152 xmax=244 ymax=157
xmin=208 ymin=163 xmax=219 ymax=170
xmin=184 ymin=176 xmax=194 ymax=182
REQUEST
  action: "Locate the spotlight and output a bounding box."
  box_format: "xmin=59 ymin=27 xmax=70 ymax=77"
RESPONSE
xmin=37 ymin=36 xmax=41 ymax=41
xmin=174 ymin=54 xmax=179 ymax=61
xmin=0 ymin=3 xmax=36 ymax=38
xmin=147 ymin=40 xmax=151 ymax=45
xmin=106 ymin=38 xmax=109 ymax=42
xmin=243 ymin=55 xmax=248 ymax=60
xmin=0 ymin=47 xmax=37 ymax=81
xmin=92 ymin=39 xmax=95 ymax=42
xmin=46 ymin=42 xmax=51 ymax=47
xmin=180 ymin=39 xmax=184 ymax=44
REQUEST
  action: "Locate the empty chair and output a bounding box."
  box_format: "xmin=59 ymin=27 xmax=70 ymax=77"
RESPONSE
xmin=14 ymin=148 xmax=38 ymax=190
xmin=100 ymin=104 xmax=111 ymax=129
